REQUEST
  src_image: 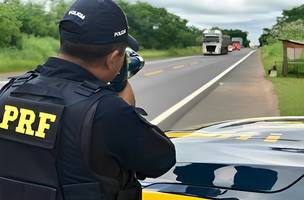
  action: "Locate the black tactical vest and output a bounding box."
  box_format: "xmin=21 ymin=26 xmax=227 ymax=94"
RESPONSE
xmin=0 ymin=71 xmax=136 ymax=200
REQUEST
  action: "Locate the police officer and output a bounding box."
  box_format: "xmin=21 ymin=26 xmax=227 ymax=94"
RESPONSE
xmin=0 ymin=0 xmax=175 ymax=200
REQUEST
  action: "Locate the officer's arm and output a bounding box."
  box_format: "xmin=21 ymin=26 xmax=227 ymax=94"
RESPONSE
xmin=93 ymin=95 xmax=176 ymax=178
xmin=132 ymin=121 xmax=176 ymax=178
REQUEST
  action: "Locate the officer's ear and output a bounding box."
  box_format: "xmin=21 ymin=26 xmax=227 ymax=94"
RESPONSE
xmin=105 ymin=50 xmax=123 ymax=71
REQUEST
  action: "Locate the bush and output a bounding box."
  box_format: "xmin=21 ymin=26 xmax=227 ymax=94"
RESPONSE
xmin=0 ymin=35 xmax=59 ymax=72
xmin=261 ymin=42 xmax=283 ymax=75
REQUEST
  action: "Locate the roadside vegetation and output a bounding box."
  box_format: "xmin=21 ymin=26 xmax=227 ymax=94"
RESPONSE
xmin=0 ymin=0 xmax=203 ymax=72
xmin=0 ymin=35 xmax=59 ymax=73
xmin=0 ymin=0 xmax=252 ymax=73
xmin=260 ymin=4 xmax=304 ymax=116
xmin=0 ymin=35 xmax=201 ymax=73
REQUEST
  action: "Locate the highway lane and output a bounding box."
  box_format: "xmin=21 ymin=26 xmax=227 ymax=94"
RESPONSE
xmin=130 ymin=48 xmax=252 ymax=120
xmin=0 ymin=49 xmax=253 ymax=122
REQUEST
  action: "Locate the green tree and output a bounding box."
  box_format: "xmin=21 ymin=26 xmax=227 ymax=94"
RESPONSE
xmin=47 ymin=0 xmax=71 ymax=38
xmin=0 ymin=0 xmax=22 ymax=48
xmin=279 ymin=4 xmax=304 ymax=24
xmin=17 ymin=3 xmax=50 ymax=37
xmin=259 ymin=28 xmax=272 ymax=46
xmin=117 ymin=0 xmax=202 ymax=49
xmin=222 ymin=29 xmax=250 ymax=47
xmin=259 ymin=4 xmax=304 ymax=45
xmin=17 ymin=0 xmax=70 ymax=38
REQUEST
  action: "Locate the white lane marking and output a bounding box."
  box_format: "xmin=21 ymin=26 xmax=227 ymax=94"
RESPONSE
xmin=151 ymin=50 xmax=256 ymax=125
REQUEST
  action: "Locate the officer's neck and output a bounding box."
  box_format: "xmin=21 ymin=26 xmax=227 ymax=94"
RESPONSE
xmin=57 ymin=53 xmax=109 ymax=82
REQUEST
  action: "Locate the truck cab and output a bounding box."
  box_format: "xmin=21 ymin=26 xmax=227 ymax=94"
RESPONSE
xmin=202 ymin=30 xmax=230 ymax=55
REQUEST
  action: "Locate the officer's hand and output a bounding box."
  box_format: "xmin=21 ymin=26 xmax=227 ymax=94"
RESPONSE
xmin=118 ymin=81 xmax=135 ymax=106
xmin=110 ymin=56 xmax=128 ymax=92
xmin=110 ymin=49 xmax=145 ymax=93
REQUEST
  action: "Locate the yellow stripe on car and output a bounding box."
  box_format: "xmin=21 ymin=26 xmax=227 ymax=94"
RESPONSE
xmin=166 ymin=132 xmax=281 ymax=143
xmin=238 ymin=135 xmax=252 ymax=140
xmin=143 ymin=191 xmax=208 ymax=200
xmin=166 ymin=132 xmax=194 ymax=138
xmin=217 ymin=134 xmax=233 ymax=139
xmin=264 ymin=135 xmax=280 ymax=142
xmin=166 ymin=132 xmax=232 ymax=139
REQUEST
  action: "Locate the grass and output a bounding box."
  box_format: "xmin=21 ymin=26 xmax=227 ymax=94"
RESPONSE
xmin=0 ymin=34 xmax=202 ymax=73
xmin=0 ymin=35 xmax=59 ymax=73
xmin=261 ymin=41 xmax=304 ymax=116
xmin=271 ymin=77 xmax=304 ymax=116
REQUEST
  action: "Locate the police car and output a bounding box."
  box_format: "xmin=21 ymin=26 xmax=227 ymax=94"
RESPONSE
xmin=142 ymin=117 xmax=304 ymax=200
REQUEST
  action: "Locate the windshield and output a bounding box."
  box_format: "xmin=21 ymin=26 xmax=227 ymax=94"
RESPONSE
xmin=203 ymin=36 xmax=220 ymax=43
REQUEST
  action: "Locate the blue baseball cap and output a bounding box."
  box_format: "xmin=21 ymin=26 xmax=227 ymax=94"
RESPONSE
xmin=59 ymin=0 xmax=139 ymax=51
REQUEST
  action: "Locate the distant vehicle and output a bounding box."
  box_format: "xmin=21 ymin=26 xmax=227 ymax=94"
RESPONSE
xmin=202 ymin=29 xmax=231 ymax=55
xmin=232 ymin=41 xmax=241 ymax=51
xmin=228 ymin=45 xmax=234 ymax=52
xmin=231 ymin=37 xmax=243 ymax=48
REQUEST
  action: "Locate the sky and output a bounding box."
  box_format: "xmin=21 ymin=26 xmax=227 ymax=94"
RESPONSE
xmin=126 ymin=0 xmax=303 ymax=45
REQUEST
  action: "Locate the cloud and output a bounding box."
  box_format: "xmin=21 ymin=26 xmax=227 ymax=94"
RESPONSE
xmin=125 ymin=0 xmax=303 ymax=44
xmin=128 ymin=0 xmax=302 ymax=15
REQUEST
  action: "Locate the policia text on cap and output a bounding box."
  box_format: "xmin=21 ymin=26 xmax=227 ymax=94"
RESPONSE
xmin=0 ymin=0 xmax=176 ymax=200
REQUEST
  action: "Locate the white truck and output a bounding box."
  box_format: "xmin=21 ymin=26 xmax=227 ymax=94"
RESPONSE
xmin=202 ymin=29 xmax=231 ymax=55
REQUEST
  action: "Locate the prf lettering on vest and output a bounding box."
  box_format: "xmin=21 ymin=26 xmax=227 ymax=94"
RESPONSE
xmin=0 ymin=105 xmax=57 ymax=139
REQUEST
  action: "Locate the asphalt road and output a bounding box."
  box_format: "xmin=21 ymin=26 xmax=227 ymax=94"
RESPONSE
xmin=130 ymin=48 xmax=252 ymax=120
xmin=0 ymin=49 xmax=253 ymax=122
xmin=171 ymin=50 xmax=279 ymax=130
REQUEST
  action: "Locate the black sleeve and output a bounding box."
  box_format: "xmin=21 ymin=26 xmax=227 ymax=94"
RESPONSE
xmin=92 ymin=94 xmax=176 ymax=178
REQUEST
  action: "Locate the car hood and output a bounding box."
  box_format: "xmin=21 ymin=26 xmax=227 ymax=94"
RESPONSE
xmin=168 ymin=116 xmax=304 ymax=166
xmin=143 ymin=117 xmax=304 ymax=193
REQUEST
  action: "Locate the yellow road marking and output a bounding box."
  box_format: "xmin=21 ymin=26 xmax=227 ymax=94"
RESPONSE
xmin=144 ymin=70 xmax=163 ymax=76
xmin=238 ymin=135 xmax=252 ymax=140
xmin=264 ymin=135 xmax=280 ymax=142
xmin=143 ymin=191 xmax=207 ymax=200
xmin=173 ymin=65 xmax=185 ymax=69
xmin=191 ymin=61 xmax=199 ymax=65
